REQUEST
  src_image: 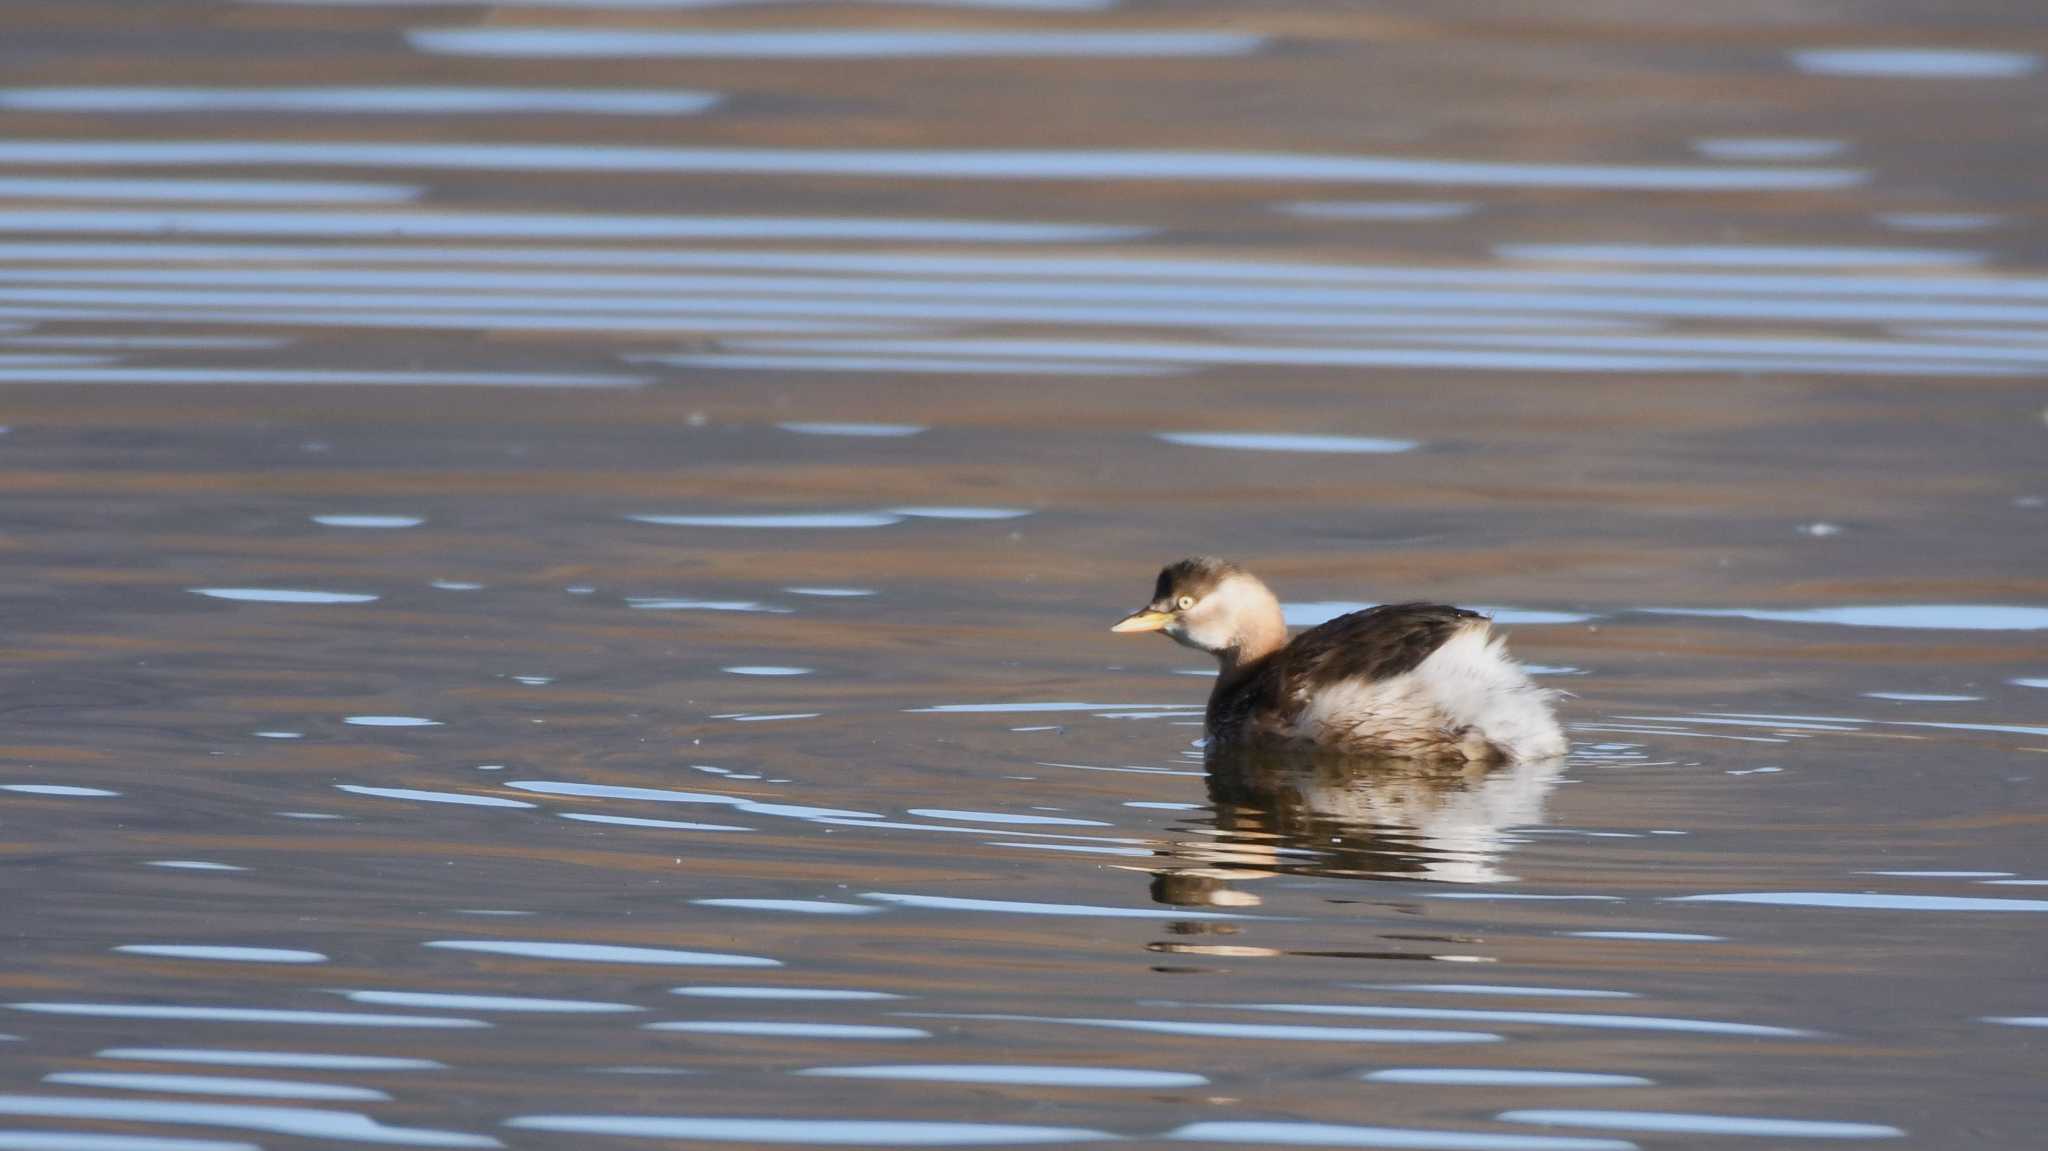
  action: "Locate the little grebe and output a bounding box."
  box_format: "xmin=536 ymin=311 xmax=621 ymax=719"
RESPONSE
xmin=1112 ymin=557 xmax=1566 ymax=762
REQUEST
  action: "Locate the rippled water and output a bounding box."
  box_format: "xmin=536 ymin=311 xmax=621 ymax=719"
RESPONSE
xmin=0 ymin=0 xmax=2043 ymax=1148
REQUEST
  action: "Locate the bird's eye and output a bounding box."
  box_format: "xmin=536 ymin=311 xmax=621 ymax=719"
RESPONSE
xmin=1176 ymin=595 xmax=1195 ymax=611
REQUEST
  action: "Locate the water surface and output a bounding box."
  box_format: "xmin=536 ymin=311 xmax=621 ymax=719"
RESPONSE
xmin=0 ymin=1 xmax=2041 ymax=1149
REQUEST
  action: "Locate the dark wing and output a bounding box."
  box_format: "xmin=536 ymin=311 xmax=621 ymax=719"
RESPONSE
xmin=1284 ymin=603 xmax=1487 ymax=687
xmin=1216 ymin=603 xmax=1486 ymax=732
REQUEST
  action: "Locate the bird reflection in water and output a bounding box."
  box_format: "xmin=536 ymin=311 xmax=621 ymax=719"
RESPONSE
xmin=1145 ymin=745 xmax=1565 ymax=909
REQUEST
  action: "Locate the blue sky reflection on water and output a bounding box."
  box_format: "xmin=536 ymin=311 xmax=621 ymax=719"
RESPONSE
xmin=0 ymin=0 xmax=2043 ymax=1146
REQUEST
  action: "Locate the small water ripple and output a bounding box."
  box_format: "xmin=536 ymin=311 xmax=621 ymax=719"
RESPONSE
xmin=1208 ymin=1002 xmax=1812 ymax=1038
xmin=645 ymin=1022 xmax=930 ymax=1039
xmin=795 ymin=1064 xmax=1207 ymax=1087
xmin=1363 ymin=1069 xmax=1652 ymax=1087
xmin=907 ymin=1013 xmax=1502 ymax=1045
xmin=0 ymin=1096 xmax=498 ymax=1148
xmin=42 ymin=1072 xmax=388 ymax=1101
xmin=7 ymin=1003 xmax=489 ymax=1028
xmin=97 ymin=1049 xmax=446 ymax=1071
xmin=424 ymin=940 xmax=780 ymax=967
xmin=1170 ymin=1122 xmax=1637 ymax=1150
xmin=507 ymin=1115 xmax=1105 ymax=1145
xmin=334 ymin=991 xmax=644 ymax=1013
xmin=1499 ymin=1108 xmax=1903 ymax=1139
xmin=1670 ymin=892 xmax=2048 ymax=912
xmin=114 ymin=946 xmax=326 ymax=964
xmin=859 ymin=892 xmax=1256 ymax=920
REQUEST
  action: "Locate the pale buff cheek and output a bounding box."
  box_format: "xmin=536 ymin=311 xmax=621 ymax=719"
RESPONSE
xmin=1168 ymin=605 xmax=1237 ymax=652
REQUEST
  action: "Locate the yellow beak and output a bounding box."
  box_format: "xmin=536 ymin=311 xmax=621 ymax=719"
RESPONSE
xmin=1111 ymin=608 xmax=1173 ymax=634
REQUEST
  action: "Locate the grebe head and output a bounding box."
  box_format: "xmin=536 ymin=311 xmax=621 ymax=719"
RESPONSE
xmin=1111 ymin=556 xmax=1286 ymax=662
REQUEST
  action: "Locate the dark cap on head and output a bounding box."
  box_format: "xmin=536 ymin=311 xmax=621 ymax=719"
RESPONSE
xmin=1151 ymin=556 xmax=1241 ymax=605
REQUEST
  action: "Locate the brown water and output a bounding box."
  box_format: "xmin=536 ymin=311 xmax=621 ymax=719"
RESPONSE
xmin=1 ymin=1 xmax=2045 ymax=1148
